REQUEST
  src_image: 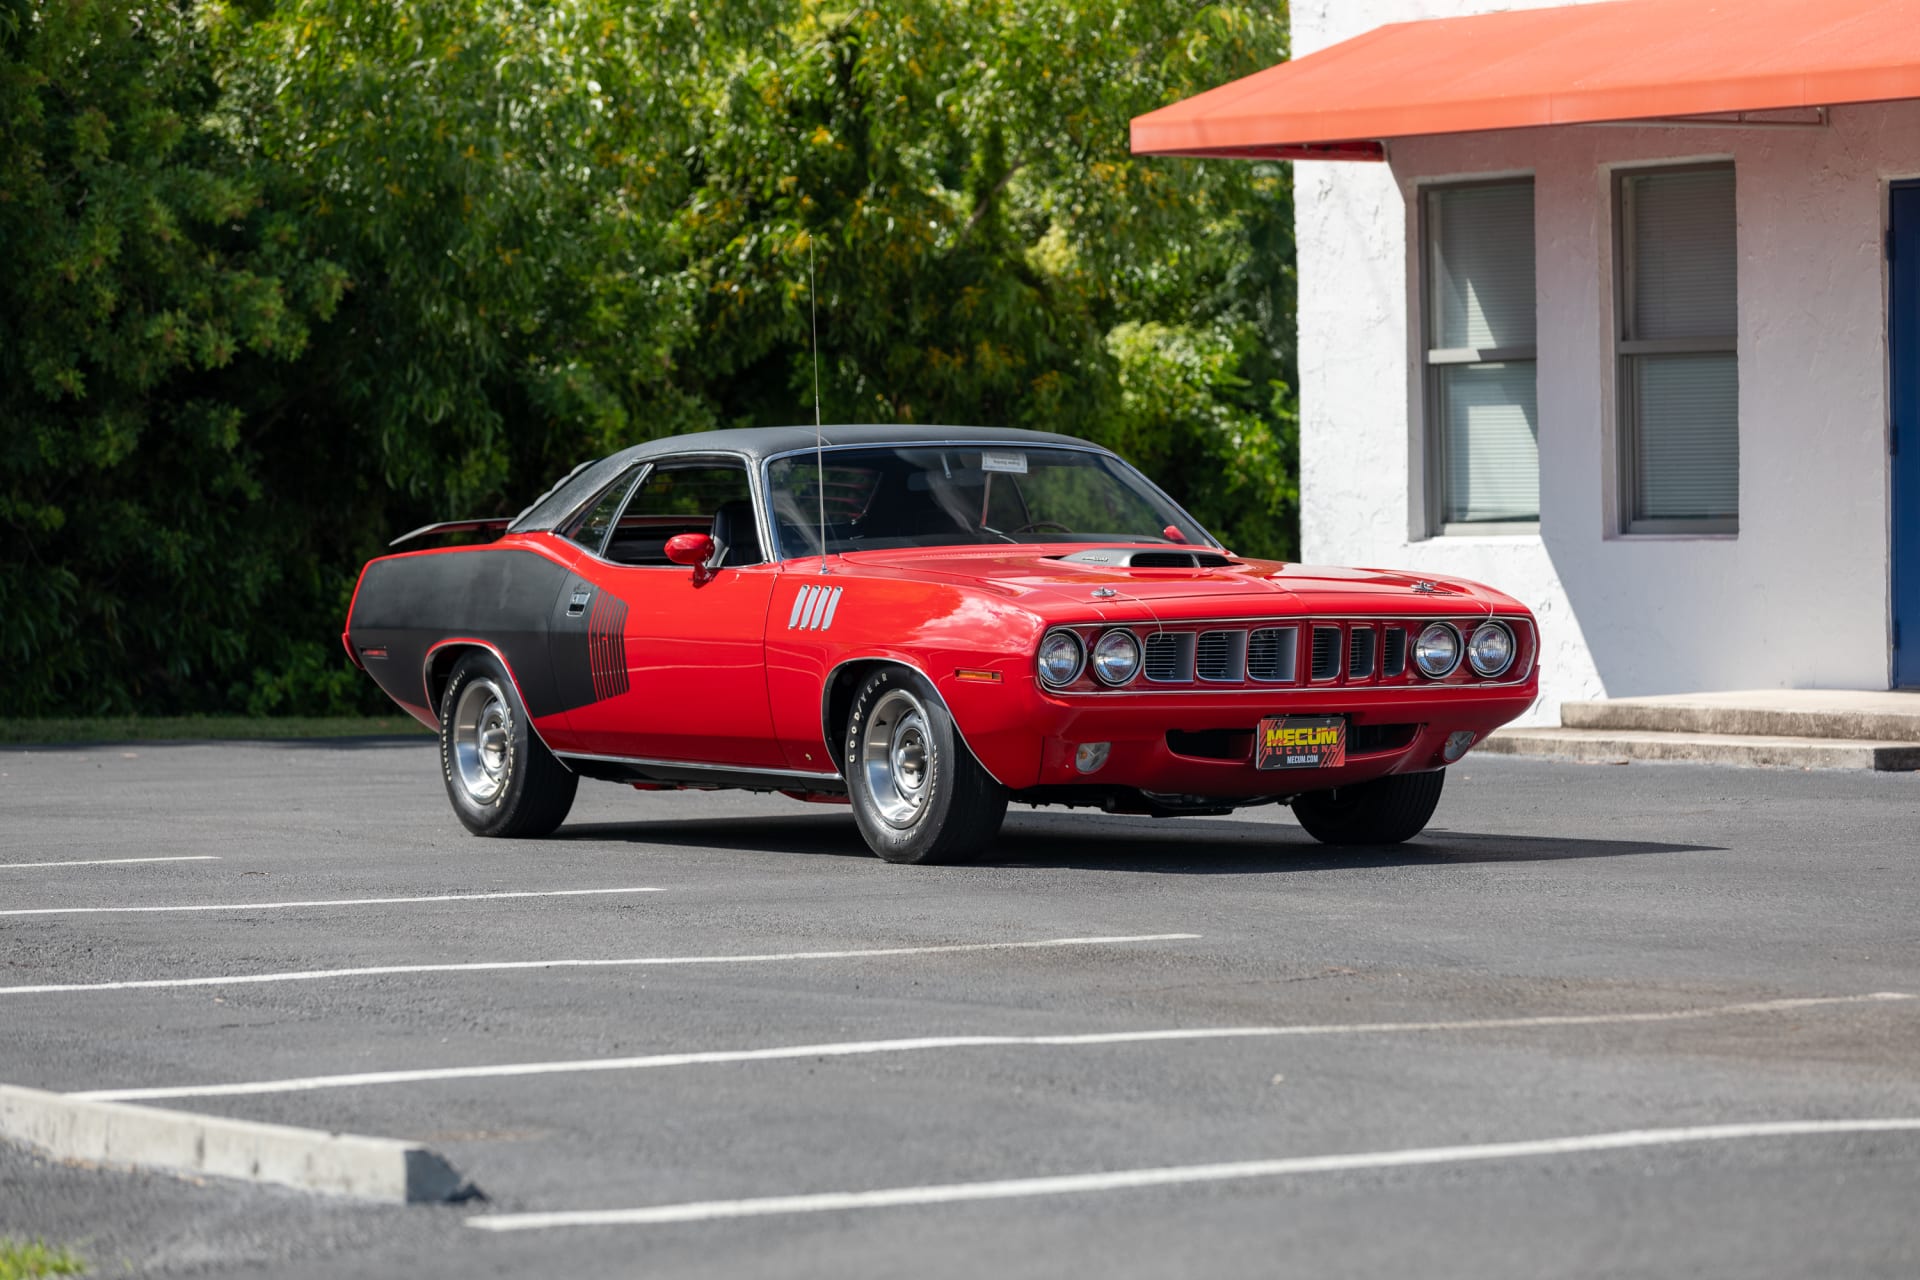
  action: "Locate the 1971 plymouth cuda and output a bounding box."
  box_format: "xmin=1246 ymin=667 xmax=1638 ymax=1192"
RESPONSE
xmin=343 ymin=425 xmax=1538 ymax=862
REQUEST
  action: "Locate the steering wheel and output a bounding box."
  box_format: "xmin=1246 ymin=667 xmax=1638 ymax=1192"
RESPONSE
xmin=1009 ymin=520 xmax=1074 ymax=534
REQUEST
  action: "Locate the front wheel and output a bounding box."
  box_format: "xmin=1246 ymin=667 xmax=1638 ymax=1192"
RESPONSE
xmin=845 ymin=668 xmax=1007 ymax=864
xmin=439 ymin=650 xmax=578 ymax=837
xmin=1290 ymin=769 xmax=1445 ymax=846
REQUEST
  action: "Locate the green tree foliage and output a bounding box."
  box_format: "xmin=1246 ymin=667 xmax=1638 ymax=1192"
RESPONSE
xmin=1 ymin=0 xmax=1297 ymax=716
xmin=639 ymin=4 xmax=1299 ymax=555
xmin=1 ymin=0 xmax=347 ymax=714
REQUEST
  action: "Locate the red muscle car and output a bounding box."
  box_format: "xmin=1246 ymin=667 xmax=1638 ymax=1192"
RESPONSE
xmin=344 ymin=426 xmax=1538 ymax=862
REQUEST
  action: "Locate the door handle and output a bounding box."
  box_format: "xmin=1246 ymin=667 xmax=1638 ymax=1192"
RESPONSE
xmin=566 ymin=588 xmax=592 ymax=617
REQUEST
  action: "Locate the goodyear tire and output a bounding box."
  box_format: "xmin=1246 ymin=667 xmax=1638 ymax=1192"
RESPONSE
xmin=1290 ymin=769 xmax=1445 ymax=846
xmin=439 ymin=650 xmax=578 ymax=837
xmin=845 ymin=667 xmax=1007 ymax=864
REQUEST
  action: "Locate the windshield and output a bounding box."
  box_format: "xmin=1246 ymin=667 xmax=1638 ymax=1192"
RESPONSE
xmin=765 ymin=445 xmax=1213 ymax=559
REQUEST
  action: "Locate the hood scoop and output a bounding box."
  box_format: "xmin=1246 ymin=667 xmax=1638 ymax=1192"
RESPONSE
xmin=1055 ymin=548 xmax=1238 ymax=570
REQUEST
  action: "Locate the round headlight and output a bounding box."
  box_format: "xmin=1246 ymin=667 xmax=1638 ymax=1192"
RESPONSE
xmin=1413 ymin=623 xmax=1463 ymax=678
xmin=1037 ymin=630 xmax=1085 ymax=687
xmin=1467 ymin=622 xmax=1515 ymax=677
xmin=1091 ymin=629 xmax=1142 ymax=686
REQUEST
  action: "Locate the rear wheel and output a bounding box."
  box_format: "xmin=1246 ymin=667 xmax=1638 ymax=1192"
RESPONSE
xmin=1290 ymin=769 xmax=1445 ymax=846
xmin=845 ymin=667 xmax=1007 ymax=864
xmin=439 ymin=651 xmax=577 ymax=837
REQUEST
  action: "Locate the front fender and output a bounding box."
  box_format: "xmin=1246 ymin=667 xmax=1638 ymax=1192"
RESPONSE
xmin=766 ymin=571 xmax=1048 ymax=783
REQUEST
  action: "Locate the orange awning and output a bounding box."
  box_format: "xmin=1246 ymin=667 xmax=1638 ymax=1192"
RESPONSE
xmin=1131 ymin=0 xmax=1920 ymax=160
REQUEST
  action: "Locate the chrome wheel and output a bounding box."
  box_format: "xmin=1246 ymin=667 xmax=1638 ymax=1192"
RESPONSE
xmin=451 ymin=676 xmax=512 ymax=805
xmin=860 ymin=688 xmax=933 ymax=829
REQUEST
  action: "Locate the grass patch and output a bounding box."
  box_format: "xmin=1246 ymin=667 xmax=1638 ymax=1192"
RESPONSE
xmin=0 ymin=1239 xmax=86 ymax=1279
xmin=0 ymin=716 xmax=432 ymax=745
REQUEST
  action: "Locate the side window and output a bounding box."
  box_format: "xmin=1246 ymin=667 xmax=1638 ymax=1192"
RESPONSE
xmin=1615 ymin=164 xmax=1738 ymax=534
xmin=605 ymin=461 xmax=762 ymax=567
xmin=564 ymin=466 xmax=643 ymax=554
xmin=1424 ymin=179 xmax=1539 ymax=534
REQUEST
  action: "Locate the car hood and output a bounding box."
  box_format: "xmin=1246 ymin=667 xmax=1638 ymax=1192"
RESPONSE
xmin=836 ymin=547 xmax=1503 ymax=612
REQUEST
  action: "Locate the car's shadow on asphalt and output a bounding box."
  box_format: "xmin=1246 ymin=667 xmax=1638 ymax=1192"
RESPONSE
xmin=553 ymin=810 xmax=1717 ymax=872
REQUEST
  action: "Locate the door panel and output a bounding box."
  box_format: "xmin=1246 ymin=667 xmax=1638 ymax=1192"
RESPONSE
xmin=1894 ymin=183 xmax=1920 ymax=688
xmin=547 ymin=455 xmax=781 ymax=762
xmin=560 ymin=564 xmax=783 ymax=765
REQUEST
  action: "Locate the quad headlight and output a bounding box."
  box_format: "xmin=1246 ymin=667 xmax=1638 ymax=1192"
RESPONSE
xmin=1091 ymin=629 xmax=1143 ymax=685
xmin=1037 ymin=629 xmax=1086 ymax=687
xmin=1467 ymin=622 xmax=1516 ymax=677
xmin=1413 ymin=622 xmax=1463 ymax=678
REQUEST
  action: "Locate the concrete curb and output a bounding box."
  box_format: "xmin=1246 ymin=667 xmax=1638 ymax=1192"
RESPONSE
xmin=1561 ymin=699 xmax=1920 ymax=743
xmin=0 ymin=1083 xmax=473 ymax=1203
xmin=1481 ymin=727 xmax=1920 ymax=771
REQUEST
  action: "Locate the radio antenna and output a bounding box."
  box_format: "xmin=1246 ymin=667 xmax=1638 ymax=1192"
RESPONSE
xmin=810 ymin=235 xmax=828 ymax=575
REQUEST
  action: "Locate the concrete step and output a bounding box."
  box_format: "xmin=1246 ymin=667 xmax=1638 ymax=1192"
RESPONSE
xmin=1480 ymin=726 xmax=1920 ymax=771
xmin=1561 ymin=690 xmax=1920 ymax=742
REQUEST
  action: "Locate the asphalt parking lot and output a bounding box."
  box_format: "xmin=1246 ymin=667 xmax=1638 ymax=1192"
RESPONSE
xmin=3 ymin=740 xmax=1919 ymax=1278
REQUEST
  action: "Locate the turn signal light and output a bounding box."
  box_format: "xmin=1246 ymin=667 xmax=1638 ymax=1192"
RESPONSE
xmin=1074 ymin=742 xmax=1112 ymax=774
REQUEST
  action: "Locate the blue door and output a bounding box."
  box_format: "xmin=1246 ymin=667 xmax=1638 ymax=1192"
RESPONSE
xmin=1894 ymin=183 xmax=1920 ymax=687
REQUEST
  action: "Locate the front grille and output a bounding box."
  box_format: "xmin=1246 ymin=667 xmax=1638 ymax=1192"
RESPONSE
xmin=1142 ymin=631 xmax=1196 ymax=682
xmin=1348 ymin=627 xmax=1376 ymax=680
xmin=1382 ymin=627 xmax=1408 ymax=677
xmin=1165 ymin=728 xmax=1254 ymax=761
xmin=1310 ymin=627 xmax=1342 ymax=681
xmin=1195 ymin=630 xmax=1245 ymax=682
xmin=1247 ymin=627 xmax=1297 ymax=682
xmin=1054 ymin=616 xmax=1520 ymax=691
xmin=1350 ymin=722 xmax=1419 ymax=755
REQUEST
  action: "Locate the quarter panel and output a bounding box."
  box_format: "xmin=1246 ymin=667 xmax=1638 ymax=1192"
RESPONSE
xmin=345 ymin=540 xmax=578 ymax=724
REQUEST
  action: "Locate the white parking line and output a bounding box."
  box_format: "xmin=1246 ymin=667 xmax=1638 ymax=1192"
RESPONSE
xmin=0 ymin=934 xmax=1198 ymax=996
xmin=65 ymin=992 xmax=1912 ymax=1103
xmin=467 ymin=1118 xmax=1920 ymax=1232
xmin=0 ymin=887 xmax=663 ymax=917
xmin=0 ymin=857 xmax=223 ymax=869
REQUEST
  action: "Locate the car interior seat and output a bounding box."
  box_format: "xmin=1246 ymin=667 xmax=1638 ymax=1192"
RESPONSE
xmin=708 ymin=499 xmax=764 ymax=567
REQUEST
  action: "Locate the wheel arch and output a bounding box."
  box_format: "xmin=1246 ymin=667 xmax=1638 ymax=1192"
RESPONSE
xmin=820 ymin=656 xmax=1009 ymax=788
xmin=422 ymin=638 xmax=572 ymax=771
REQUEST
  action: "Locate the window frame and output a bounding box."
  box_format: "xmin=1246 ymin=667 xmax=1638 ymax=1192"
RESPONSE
xmin=571 ymin=452 xmax=769 ymax=568
xmin=758 ymin=440 xmax=1221 ymax=562
xmin=1612 ymin=161 xmax=1740 ymax=537
xmin=561 ymin=462 xmax=647 ymax=559
xmin=1419 ymin=175 xmax=1541 ymax=538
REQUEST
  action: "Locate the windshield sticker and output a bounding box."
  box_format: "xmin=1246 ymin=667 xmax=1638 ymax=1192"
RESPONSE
xmin=980 ymin=450 xmax=1028 ymax=475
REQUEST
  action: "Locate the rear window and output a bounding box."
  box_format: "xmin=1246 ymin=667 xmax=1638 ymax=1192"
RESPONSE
xmin=563 ymin=465 xmax=643 ymax=554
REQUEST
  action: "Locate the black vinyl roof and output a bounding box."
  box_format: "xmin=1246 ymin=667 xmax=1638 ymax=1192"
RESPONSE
xmin=510 ymin=424 xmax=1102 ymax=532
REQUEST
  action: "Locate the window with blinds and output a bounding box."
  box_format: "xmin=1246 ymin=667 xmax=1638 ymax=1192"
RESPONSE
xmin=1424 ymin=180 xmax=1538 ymax=532
xmin=1615 ymin=165 xmax=1738 ymax=534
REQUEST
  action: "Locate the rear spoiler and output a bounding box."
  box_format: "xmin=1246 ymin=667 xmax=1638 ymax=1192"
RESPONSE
xmin=389 ymin=517 xmax=514 ymax=547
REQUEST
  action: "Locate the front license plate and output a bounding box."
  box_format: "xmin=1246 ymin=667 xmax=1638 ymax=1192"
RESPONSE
xmin=1256 ymin=716 xmax=1347 ymax=770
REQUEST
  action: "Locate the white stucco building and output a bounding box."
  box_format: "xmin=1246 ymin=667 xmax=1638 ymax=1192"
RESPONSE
xmin=1134 ymin=0 xmax=1920 ymax=725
